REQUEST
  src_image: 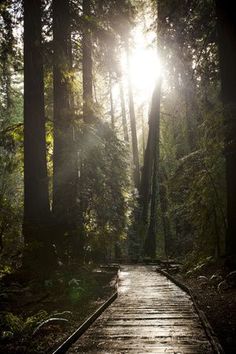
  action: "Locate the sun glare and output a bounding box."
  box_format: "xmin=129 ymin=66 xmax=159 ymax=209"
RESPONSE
xmin=122 ymin=23 xmax=162 ymax=104
xmin=111 ymin=16 xmax=164 ymax=129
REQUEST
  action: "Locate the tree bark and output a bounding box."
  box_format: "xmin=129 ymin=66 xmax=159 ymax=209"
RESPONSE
xmin=52 ymin=0 xmax=79 ymax=262
xmin=23 ymin=0 xmax=53 ymax=271
xmin=159 ymin=169 xmax=172 ymax=257
xmin=82 ymin=0 xmax=94 ymax=123
xmin=144 ymin=82 xmax=161 ymax=258
xmin=119 ymin=78 xmax=129 ymax=142
xmin=215 ymin=0 xmax=236 ymax=258
xmin=126 ymin=42 xmax=140 ymax=189
xmin=109 ymin=72 xmax=115 ymax=129
xmin=141 ymin=109 xmax=145 ymax=163
xmin=139 ymin=88 xmax=160 ymax=226
xmin=1 ymin=6 xmax=13 ymax=115
xmin=184 ymin=73 xmax=197 ymax=152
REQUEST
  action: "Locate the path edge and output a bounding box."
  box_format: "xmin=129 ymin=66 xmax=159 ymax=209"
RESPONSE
xmin=51 ymin=291 xmax=118 ymax=354
xmin=156 ymin=267 xmax=224 ymax=354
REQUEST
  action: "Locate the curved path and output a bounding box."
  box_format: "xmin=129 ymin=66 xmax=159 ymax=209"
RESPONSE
xmin=68 ymin=265 xmax=215 ymax=353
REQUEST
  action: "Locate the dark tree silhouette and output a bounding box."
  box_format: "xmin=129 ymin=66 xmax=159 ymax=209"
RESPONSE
xmin=144 ymin=83 xmax=161 ymax=258
xmin=216 ymin=0 xmax=236 ymax=259
xmin=119 ymin=78 xmax=129 ymax=142
xmin=126 ymin=41 xmax=140 ymax=189
xmin=23 ymin=0 xmax=54 ymax=270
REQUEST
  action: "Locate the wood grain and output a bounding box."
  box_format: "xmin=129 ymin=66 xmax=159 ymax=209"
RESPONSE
xmin=68 ymin=265 xmax=214 ymax=353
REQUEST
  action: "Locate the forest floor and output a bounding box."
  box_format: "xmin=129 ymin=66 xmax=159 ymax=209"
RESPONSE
xmin=169 ymin=261 xmax=236 ymax=354
xmin=1 ymin=261 xmax=235 ymax=354
xmin=0 ymin=265 xmax=118 ymax=354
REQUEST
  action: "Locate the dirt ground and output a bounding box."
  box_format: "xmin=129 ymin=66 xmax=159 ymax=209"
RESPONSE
xmin=184 ymin=278 xmax=236 ymax=354
xmin=174 ymin=264 xmax=236 ymax=354
xmin=0 ymin=266 xmax=118 ymax=354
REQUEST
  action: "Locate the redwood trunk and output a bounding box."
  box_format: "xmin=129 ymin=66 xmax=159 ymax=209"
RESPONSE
xmin=216 ymin=0 xmax=236 ymax=259
xmin=52 ymin=0 xmax=78 ymax=261
xmin=82 ymin=0 xmax=93 ymax=123
xmin=23 ymin=0 xmax=52 ymax=269
xmin=119 ymin=79 xmax=129 ymax=142
xmin=126 ymin=42 xmax=140 ymax=188
xmin=144 ymin=83 xmax=161 ymax=258
xmin=109 ymin=72 xmax=115 ymax=129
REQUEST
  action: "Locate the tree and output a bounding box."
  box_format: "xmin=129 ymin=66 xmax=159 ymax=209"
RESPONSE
xmin=139 ymin=0 xmax=162 ymax=258
xmin=216 ymin=0 xmax=236 ymax=260
xmin=140 ymin=93 xmax=157 ymax=225
xmin=159 ymin=168 xmax=172 ymax=257
xmin=154 ymin=0 xmax=224 ymax=261
xmin=119 ymin=77 xmax=129 ymax=142
xmin=109 ymin=72 xmax=115 ymax=129
xmin=100 ymin=0 xmax=139 ymax=187
xmin=82 ymin=0 xmax=94 ymax=123
xmin=52 ymin=0 xmax=79 ymax=263
xmin=143 ymin=82 xmax=161 ymax=258
xmin=0 ymin=2 xmax=13 ymax=116
xmin=23 ymin=0 xmax=54 ymax=271
xmin=126 ymin=41 xmax=140 ymax=189
xmin=77 ymin=122 xmax=130 ymax=262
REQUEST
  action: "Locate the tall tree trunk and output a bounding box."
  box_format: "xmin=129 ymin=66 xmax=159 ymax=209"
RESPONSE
xmin=159 ymin=169 xmax=172 ymax=257
xmin=183 ymin=70 xmax=198 ymax=153
xmin=23 ymin=0 xmax=53 ymax=271
xmin=0 ymin=4 xmax=13 ymax=163
xmin=1 ymin=6 xmax=13 ymax=116
xmin=139 ymin=96 xmax=156 ymax=225
xmin=119 ymin=78 xmax=129 ymax=142
xmin=75 ymin=0 xmax=95 ymax=263
xmin=109 ymin=72 xmax=115 ymax=129
xmin=82 ymin=0 xmax=94 ymax=123
xmin=125 ymin=42 xmax=140 ymax=189
xmin=144 ymin=82 xmax=161 ymax=258
xmin=52 ymin=0 xmax=79 ymax=263
xmin=216 ymin=0 xmax=236 ymax=259
xmin=141 ymin=109 xmax=145 ymax=163
xmin=185 ymin=80 xmax=195 ymax=152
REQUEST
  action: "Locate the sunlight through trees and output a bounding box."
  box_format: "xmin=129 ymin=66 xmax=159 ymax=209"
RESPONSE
xmin=0 ymin=0 xmax=235 ymax=292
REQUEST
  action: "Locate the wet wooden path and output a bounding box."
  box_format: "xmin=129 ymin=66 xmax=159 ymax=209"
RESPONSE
xmin=68 ymin=265 xmax=215 ymax=353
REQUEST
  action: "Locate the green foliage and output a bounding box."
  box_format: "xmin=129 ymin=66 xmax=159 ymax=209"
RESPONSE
xmin=1 ymin=310 xmax=49 ymax=339
xmin=162 ymin=105 xmax=226 ymax=259
xmin=0 ymin=97 xmax=23 ymax=264
xmin=67 ymin=276 xmax=98 ymax=304
xmin=152 ymin=0 xmax=226 ymax=262
xmin=68 ymin=284 xmax=86 ymax=304
xmin=0 ymin=1 xmax=23 ymax=268
xmin=0 ymin=308 xmax=73 ymax=343
xmin=77 ymin=121 xmax=131 ymax=261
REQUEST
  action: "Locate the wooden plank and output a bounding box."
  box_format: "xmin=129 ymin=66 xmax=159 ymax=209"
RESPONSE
xmin=68 ymin=265 xmax=216 ymax=353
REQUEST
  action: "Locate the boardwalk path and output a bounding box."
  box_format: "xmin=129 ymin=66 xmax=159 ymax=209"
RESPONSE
xmin=68 ymin=265 xmax=214 ymax=353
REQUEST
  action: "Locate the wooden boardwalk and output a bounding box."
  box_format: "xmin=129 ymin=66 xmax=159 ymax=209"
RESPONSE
xmin=68 ymin=265 xmax=215 ymax=353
